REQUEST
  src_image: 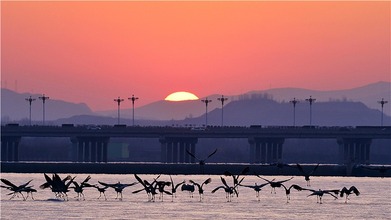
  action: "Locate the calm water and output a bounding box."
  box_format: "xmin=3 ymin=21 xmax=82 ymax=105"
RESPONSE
xmin=1 ymin=173 xmax=390 ymax=219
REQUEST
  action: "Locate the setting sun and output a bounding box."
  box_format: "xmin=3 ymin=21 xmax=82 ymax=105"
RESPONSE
xmin=165 ymin=91 xmax=199 ymax=101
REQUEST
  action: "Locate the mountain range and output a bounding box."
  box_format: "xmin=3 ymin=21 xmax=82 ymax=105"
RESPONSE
xmin=1 ymin=81 xmax=390 ymax=126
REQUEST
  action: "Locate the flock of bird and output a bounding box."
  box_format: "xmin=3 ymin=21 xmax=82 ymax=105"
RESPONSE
xmin=1 ymin=165 xmax=361 ymax=204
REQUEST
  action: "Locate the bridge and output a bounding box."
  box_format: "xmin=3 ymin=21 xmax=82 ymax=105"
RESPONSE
xmin=1 ymin=124 xmax=390 ymax=164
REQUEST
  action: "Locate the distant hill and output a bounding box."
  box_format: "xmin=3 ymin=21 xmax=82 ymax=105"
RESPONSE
xmin=53 ymin=96 xmax=390 ymax=127
xmin=1 ymin=81 xmax=390 ymax=125
xmin=1 ymin=89 xmax=93 ymax=123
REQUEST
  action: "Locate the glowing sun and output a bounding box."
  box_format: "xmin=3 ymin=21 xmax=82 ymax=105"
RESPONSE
xmin=165 ymin=91 xmax=199 ymax=101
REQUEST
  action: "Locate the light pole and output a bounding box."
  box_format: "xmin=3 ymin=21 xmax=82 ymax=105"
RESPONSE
xmin=38 ymin=94 xmax=49 ymax=125
xmin=378 ymin=98 xmax=388 ymax=126
xmin=201 ymin=98 xmax=212 ymax=126
xmin=305 ymin=96 xmax=316 ymax=126
xmin=217 ymin=95 xmax=228 ymax=126
xmin=290 ymin=98 xmax=299 ymax=126
xmin=128 ymin=95 xmax=139 ymax=126
xmin=114 ymin=97 xmax=124 ymax=125
xmin=25 ymin=96 xmax=36 ymax=126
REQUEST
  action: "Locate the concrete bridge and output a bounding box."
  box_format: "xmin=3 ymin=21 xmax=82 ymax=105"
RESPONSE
xmin=1 ymin=124 xmax=390 ymax=164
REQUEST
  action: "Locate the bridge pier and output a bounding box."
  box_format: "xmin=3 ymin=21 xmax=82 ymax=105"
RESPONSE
xmin=249 ymin=138 xmax=284 ymax=164
xmin=337 ymin=138 xmax=372 ymax=165
xmin=1 ymin=136 xmax=21 ymax=162
xmin=71 ymin=137 xmax=110 ymax=162
xmin=159 ymin=137 xmax=197 ymax=163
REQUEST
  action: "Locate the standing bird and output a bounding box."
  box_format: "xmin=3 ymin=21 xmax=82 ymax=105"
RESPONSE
xmin=70 ymin=175 xmax=93 ymax=200
xmin=211 ymin=176 xmax=239 ymax=202
xmin=98 ymin=181 xmax=138 ymax=200
xmin=133 ymin=174 xmax=161 ymax=202
xmin=340 ymin=186 xmax=360 ymax=203
xmin=257 ymin=176 xmax=293 ymax=194
xmin=169 ymin=175 xmax=185 ymax=201
xmin=189 ymin=178 xmax=212 ymax=201
xmin=296 ymin=163 xmax=319 ymax=186
xmin=93 ymin=185 xmax=109 ymax=200
xmin=40 ymin=173 xmax=75 ymax=200
xmin=1 ymin=178 xmax=35 ymax=200
xmin=155 ymin=180 xmax=172 ymax=202
xmin=181 ymin=182 xmax=195 ymax=198
xmin=281 ymin=184 xmax=303 ymax=203
xmin=303 ymin=188 xmax=339 ymax=204
xmin=186 ymin=148 xmax=217 ymax=173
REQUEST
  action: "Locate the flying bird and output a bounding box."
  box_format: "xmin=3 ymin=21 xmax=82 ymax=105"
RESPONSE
xmin=186 ymin=148 xmax=217 ymax=173
xmin=296 ymin=163 xmax=319 ymax=186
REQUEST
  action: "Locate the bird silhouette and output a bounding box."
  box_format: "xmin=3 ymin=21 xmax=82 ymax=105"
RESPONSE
xmin=40 ymin=173 xmax=75 ymax=200
xmin=296 ymin=163 xmax=319 ymax=186
xmin=93 ymin=185 xmax=109 ymax=200
xmin=257 ymin=176 xmax=293 ymax=194
xmin=1 ymin=178 xmax=35 ymax=200
xmin=155 ymin=180 xmax=172 ymax=202
xmin=340 ymin=186 xmax=360 ymax=203
xmin=224 ymin=166 xmax=249 ymax=186
xmin=239 ymin=182 xmax=269 ymax=201
xmin=133 ymin=174 xmax=161 ymax=202
xmin=189 ymin=178 xmax=212 ymax=201
xmin=186 ymin=148 xmax=217 ymax=173
xmin=98 ymin=181 xmax=138 ymax=200
xmin=303 ymin=188 xmax=339 ymax=204
xmin=280 ymin=184 xmax=303 ymax=203
xmin=169 ymin=175 xmax=185 ymax=201
xmin=70 ymin=175 xmax=93 ymax=200
xmin=211 ymin=176 xmax=240 ymax=202
xmin=181 ymin=183 xmax=195 ymax=198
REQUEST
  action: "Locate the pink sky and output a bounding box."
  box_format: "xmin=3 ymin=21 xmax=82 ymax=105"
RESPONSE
xmin=2 ymin=1 xmax=390 ymax=111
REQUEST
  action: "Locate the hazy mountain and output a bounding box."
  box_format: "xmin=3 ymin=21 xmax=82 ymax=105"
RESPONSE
xmin=1 ymin=89 xmax=93 ymax=123
xmin=97 ymin=81 xmax=390 ymax=120
xmin=1 ymin=81 xmax=390 ymax=124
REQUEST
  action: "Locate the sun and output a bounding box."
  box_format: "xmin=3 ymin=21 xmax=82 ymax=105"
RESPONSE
xmin=165 ymin=91 xmax=199 ymax=101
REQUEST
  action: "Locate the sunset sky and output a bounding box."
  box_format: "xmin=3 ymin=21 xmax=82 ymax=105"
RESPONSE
xmin=2 ymin=1 xmax=390 ymax=111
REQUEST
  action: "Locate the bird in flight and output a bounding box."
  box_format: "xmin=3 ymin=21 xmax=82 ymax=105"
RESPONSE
xmin=296 ymin=163 xmax=319 ymax=186
xmin=302 ymin=188 xmax=339 ymax=204
xmin=186 ymin=148 xmax=217 ymax=173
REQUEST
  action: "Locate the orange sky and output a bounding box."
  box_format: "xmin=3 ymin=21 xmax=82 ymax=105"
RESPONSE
xmin=1 ymin=1 xmax=390 ymax=111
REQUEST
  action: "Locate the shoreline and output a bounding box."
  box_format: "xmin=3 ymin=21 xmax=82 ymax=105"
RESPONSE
xmin=1 ymin=162 xmax=390 ymax=177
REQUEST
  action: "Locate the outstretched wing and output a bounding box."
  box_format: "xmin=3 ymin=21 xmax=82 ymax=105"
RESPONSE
xmin=0 ymin=179 xmax=17 ymax=188
xmin=240 ymin=167 xmax=250 ymax=175
xmin=134 ymin=174 xmax=146 ymax=188
xmin=206 ymin=149 xmax=218 ymax=159
xmin=186 ymin=149 xmax=200 ymax=161
xmin=189 ymin=180 xmax=201 ymax=190
xmin=309 ymin=164 xmax=320 ymax=175
xmin=256 ymin=175 xmax=271 ymax=184
xmin=174 ymin=181 xmax=185 ymax=190
xmin=220 ymin=177 xmax=229 ymax=188
xmin=296 ymin=163 xmax=307 ymax=175
xmin=277 ymin=177 xmax=294 ymax=184
xmin=290 ymin=184 xmax=303 ymax=191
xmin=350 ymin=186 xmax=360 ymax=196
xmin=82 ymin=175 xmax=91 ymax=184
xmin=202 ymin=178 xmax=212 ymax=187
xmin=211 ymin=186 xmax=225 ymax=193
